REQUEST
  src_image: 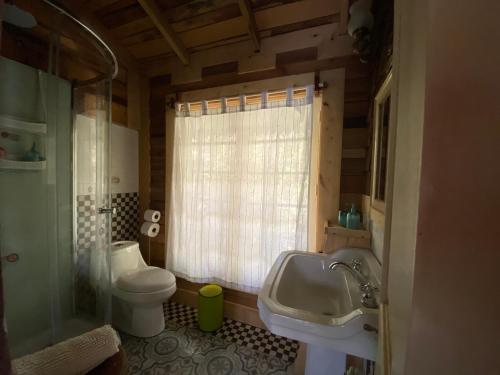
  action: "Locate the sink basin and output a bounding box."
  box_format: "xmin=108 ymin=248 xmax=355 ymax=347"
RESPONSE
xmin=258 ymin=248 xmax=380 ymax=363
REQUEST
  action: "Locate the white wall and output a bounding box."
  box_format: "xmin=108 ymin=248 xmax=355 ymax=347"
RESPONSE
xmin=387 ymin=0 xmax=427 ymax=373
xmin=404 ymin=0 xmax=500 ymax=373
xmin=110 ymin=124 xmax=139 ymax=194
xmin=76 ymin=121 xmax=138 ymax=196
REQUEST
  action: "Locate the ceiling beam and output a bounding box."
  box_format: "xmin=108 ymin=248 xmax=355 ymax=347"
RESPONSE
xmin=238 ymin=0 xmax=260 ymax=51
xmin=137 ymin=0 xmax=190 ymax=65
xmin=338 ymin=0 xmax=349 ymax=35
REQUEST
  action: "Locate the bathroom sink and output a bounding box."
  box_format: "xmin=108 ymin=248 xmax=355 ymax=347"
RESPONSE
xmin=258 ymin=248 xmax=381 ymax=363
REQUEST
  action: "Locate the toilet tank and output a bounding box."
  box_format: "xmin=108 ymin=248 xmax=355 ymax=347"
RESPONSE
xmin=111 ymin=241 xmax=147 ymax=283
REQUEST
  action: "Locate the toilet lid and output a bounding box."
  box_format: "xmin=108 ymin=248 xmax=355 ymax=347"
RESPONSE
xmin=116 ymin=267 xmax=176 ymax=293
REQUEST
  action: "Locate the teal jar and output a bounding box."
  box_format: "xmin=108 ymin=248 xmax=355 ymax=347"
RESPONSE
xmin=346 ymin=204 xmax=361 ymax=230
xmin=22 ymin=142 xmax=41 ymax=162
xmin=338 ymin=210 xmax=347 ymax=227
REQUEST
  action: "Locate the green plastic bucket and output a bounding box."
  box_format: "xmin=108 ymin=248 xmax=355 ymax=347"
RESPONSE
xmin=198 ymin=284 xmax=223 ymax=332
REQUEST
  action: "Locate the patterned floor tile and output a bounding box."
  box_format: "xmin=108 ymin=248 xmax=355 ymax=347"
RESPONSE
xmin=120 ymin=301 xmax=299 ymax=375
xmin=121 ymin=321 xmax=294 ymax=375
xmin=163 ymin=301 xmax=299 ymax=362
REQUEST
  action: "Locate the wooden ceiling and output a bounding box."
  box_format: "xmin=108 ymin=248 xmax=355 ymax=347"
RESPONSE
xmin=59 ymin=0 xmax=348 ymax=77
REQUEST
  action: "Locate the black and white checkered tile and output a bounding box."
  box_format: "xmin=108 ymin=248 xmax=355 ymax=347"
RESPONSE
xmin=76 ymin=192 xmax=139 ymax=249
xmin=111 ymin=192 xmax=139 ymax=242
xmin=77 ymin=195 xmax=97 ymax=250
xmin=164 ymin=300 xmax=300 ymax=362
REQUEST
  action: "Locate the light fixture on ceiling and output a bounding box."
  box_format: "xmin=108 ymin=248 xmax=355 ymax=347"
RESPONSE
xmin=347 ymin=0 xmax=374 ymax=63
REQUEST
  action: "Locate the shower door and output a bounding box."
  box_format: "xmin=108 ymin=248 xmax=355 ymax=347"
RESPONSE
xmin=0 ymin=59 xmax=113 ymax=359
xmin=0 ymin=0 xmax=115 ymax=359
xmin=72 ymin=81 xmax=113 ymax=328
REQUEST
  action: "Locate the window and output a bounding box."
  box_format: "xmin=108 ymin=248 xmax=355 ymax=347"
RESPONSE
xmin=167 ymin=87 xmax=313 ymax=292
xmin=372 ymin=73 xmax=392 ymax=211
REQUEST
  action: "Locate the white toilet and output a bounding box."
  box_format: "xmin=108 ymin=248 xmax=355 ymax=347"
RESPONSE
xmin=110 ymin=241 xmax=176 ymax=337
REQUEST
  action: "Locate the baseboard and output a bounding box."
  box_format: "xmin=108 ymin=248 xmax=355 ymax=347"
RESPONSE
xmin=171 ymin=287 xmax=266 ymax=330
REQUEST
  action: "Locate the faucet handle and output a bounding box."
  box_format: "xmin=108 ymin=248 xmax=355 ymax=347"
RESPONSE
xmin=351 ymin=258 xmax=362 ymax=271
xmin=360 ymin=282 xmax=378 ymax=293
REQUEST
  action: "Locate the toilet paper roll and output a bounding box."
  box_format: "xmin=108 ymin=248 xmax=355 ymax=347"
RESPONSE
xmin=144 ymin=209 xmax=161 ymax=223
xmin=140 ymin=222 xmax=160 ymax=238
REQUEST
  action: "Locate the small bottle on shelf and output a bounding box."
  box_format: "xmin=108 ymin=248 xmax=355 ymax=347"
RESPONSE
xmin=346 ymin=203 xmax=361 ymax=230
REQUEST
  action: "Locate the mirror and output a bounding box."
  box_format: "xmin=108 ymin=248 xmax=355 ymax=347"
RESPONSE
xmin=371 ymin=72 xmax=392 ymax=212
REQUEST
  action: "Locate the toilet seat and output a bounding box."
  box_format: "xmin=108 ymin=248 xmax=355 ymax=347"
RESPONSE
xmin=116 ymin=267 xmax=175 ymax=293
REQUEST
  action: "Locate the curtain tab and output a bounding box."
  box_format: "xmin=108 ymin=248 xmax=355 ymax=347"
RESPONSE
xmin=261 ymin=91 xmax=268 ymax=109
xmin=306 ymin=85 xmax=314 ymax=105
xmin=286 ymin=87 xmax=293 ymax=106
xmin=239 ymin=94 xmax=245 ymax=111
xmin=221 ymin=97 xmax=227 ymax=113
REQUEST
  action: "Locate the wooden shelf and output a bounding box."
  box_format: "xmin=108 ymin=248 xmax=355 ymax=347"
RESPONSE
xmin=0 ymin=115 xmax=47 ymax=135
xmin=0 ymin=159 xmax=46 ymax=171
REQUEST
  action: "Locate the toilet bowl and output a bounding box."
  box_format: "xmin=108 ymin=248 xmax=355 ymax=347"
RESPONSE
xmin=110 ymin=241 xmax=176 ymax=337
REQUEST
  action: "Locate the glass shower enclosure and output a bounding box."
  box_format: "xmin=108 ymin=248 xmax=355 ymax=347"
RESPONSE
xmin=0 ymin=0 xmax=116 ymax=358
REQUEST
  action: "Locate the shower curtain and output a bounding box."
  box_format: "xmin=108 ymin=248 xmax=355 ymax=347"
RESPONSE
xmin=167 ymin=87 xmax=313 ymax=292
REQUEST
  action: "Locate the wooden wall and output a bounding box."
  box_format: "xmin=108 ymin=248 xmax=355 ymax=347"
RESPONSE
xmin=0 ymin=23 xmax=129 ymax=127
xmin=339 ymin=0 xmax=393 ymax=218
xmin=146 ymin=87 xmax=169 ymax=266
xmin=339 ymin=61 xmax=372 ymax=211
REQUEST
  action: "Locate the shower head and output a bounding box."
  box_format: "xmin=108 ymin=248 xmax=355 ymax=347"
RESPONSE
xmin=2 ymin=3 xmax=37 ymax=28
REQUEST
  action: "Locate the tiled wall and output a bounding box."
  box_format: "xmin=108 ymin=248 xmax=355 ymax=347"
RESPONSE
xmin=76 ymin=192 xmax=139 ymax=250
xmin=75 ymin=120 xmax=139 ymax=244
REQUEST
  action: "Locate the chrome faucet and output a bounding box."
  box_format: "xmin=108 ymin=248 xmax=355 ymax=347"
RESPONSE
xmin=328 ymin=258 xmax=379 ymax=309
xmin=328 ymin=259 xmax=368 ymax=284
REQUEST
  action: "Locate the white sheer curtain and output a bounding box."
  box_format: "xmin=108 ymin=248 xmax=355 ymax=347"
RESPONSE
xmin=167 ymin=87 xmax=313 ymax=292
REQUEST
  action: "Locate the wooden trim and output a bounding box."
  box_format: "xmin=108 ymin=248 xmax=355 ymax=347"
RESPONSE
xmin=137 ymin=0 xmax=190 ymax=65
xmin=308 ymin=95 xmax=322 ymax=251
xmin=370 ymin=71 xmax=393 ymax=214
xmin=376 ymin=303 xmax=392 ymax=375
xmin=154 ymin=55 xmax=358 ymax=95
xmin=238 ymin=0 xmax=261 ymax=51
xmin=171 ymin=278 xmax=265 ymax=329
xmin=316 ymin=69 xmax=345 ymax=250
xmin=172 ymin=288 xmax=265 ymax=329
xmin=178 ymin=72 xmax=314 ymax=102
xmin=137 ymin=77 xmax=151 ymax=261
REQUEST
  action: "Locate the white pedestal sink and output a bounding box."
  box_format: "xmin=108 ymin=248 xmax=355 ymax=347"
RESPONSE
xmin=258 ymin=248 xmax=380 ymax=375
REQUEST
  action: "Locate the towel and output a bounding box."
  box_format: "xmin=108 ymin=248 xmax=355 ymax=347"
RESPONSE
xmin=12 ymin=325 xmax=121 ymax=375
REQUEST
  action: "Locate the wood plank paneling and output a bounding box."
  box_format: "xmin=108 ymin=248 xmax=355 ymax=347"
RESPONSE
xmin=148 ymin=92 xmax=168 ymax=265
xmin=275 ymin=46 xmax=318 ymax=66
xmin=110 ymin=0 xmax=237 ymax=39
xmin=201 ymin=61 xmax=239 ymax=78
xmin=138 ymin=0 xmax=190 ymax=65
xmin=340 ymin=61 xmax=372 ymax=196
xmin=153 ymin=55 xmax=358 ymax=95
xmin=316 ymin=69 xmax=345 ymax=247
xmin=124 ymin=0 xmax=341 ymax=60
